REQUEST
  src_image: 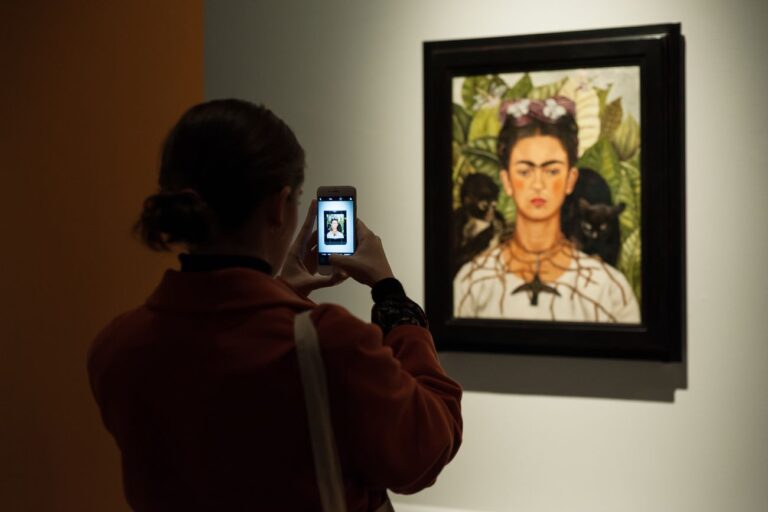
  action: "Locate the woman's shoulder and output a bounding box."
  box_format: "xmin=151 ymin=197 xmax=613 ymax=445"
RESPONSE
xmin=309 ymin=303 xmax=382 ymax=351
xmin=87 ymin=306 xmax=157 ymax=389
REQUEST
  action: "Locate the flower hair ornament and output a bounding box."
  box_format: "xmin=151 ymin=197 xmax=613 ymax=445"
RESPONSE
xmin=499 ymin=96 xmax=576 ymax=126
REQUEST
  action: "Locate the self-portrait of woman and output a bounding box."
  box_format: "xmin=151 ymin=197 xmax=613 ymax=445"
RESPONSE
xmin=327 ymin=218 xmax=344 ymax=239
xmin=454 ymin=96 xmax=640 ymax=323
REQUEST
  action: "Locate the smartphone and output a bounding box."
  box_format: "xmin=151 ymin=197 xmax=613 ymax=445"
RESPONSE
xmin=317 ymin=186 xmax=356 ymax=275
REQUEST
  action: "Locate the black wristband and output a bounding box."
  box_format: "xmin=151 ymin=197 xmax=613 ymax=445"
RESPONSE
xmin=370 ymin=278 xmax=428 ymax=334
xmin=371 ymin=277 xmax=407 ymax=303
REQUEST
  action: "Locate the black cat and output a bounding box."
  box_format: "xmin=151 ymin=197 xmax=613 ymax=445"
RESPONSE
xmin=561 ymin=168 xmax=625 ymax=266
xmin=452 ymin=173 xmax=506 ymax=276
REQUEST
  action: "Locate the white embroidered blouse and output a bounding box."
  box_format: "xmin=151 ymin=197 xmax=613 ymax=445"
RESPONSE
xmin=453 ymin=246 xmax=640 ymax=323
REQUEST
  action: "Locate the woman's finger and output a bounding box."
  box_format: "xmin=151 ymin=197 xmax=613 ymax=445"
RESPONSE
xmin=305 ymin=269 xmax=348 ymax=291
xmin=303 ymin=233 xmax=319 ymax=271
xmin=307 ymin=230 xmax=318 ymax=250
xmin=328 ymin=253 xmax=359 ymax=274
xmin=356 ymin=217 xmax=373 ymax=240
xmin=296 ymin=199 xmax=317 ymax=248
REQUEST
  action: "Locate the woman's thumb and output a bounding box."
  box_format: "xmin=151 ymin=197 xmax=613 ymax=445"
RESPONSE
xmin=330 ymin=254 xmax=367 ymax=279
xmin=328 ymin=254 xmax=348 ymax=268
xmin=328 ymin=254 xmax=354 ymax=270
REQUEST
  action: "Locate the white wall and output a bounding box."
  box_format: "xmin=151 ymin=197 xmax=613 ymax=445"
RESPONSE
xmin=205 ymin=1 xmax=768 ymax=510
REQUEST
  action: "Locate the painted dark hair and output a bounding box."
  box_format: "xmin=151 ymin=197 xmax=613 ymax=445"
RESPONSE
xmin=135 ymin=99 xmax=305 ymax=250
xmin=497 ymin=111 xmax=579 ymax=171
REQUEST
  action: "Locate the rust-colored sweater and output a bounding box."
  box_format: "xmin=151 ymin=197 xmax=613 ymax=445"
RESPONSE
xmin=87 ymin=267 xmax=462 ymax=511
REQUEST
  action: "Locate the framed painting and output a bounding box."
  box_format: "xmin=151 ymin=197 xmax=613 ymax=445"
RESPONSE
xmin=424 ymin=24 xmax=685 ymax=360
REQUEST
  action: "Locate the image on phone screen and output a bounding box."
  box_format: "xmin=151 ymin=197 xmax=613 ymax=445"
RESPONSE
xmin=318 ymin=195 xmax=355 ymax=264
xmin=323 ymin=211 xmax=347 ymax=245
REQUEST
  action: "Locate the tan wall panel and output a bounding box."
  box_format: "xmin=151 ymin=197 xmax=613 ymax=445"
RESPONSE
xmin=0 ymin=1 xmax=203 ymax=509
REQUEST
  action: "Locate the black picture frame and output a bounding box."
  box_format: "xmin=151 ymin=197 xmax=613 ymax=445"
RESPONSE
xmin=424 ymin=24 xmax=685 ymax=361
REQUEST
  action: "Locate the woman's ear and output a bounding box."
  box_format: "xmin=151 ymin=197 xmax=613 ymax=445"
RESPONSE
xmin=267 ymin=185 xmax=294 ymax=229
xmin=565 ymin=167 xmax=579 ymax=195
xmin=499 ymin=170 xmax=514 ymax=196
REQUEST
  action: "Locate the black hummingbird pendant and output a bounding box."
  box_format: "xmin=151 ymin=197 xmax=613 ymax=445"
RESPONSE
xmin=512 ymin=273 xmax=560 ymax=306
xmin=511 ymin=256 xmax=560 ymax=306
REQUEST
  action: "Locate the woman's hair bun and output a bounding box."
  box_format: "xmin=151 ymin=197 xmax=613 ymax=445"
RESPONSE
xmin=135 ymin=190 xmax=213 ymax=251
xmin=135 ymin=99 xmax=305 ymax=251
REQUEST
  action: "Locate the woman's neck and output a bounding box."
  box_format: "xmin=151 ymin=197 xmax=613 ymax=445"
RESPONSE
xmin=187 ymin=241 xmax=275 ymax=270
xmin=513 ymin=214 xmax=563 ymax=253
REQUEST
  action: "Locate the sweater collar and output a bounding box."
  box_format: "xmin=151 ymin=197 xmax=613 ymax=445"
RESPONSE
xmin=146 ymin=267 xmax=314 ymax=313
xmin=178 ymin=253 xmax=273 ymax=274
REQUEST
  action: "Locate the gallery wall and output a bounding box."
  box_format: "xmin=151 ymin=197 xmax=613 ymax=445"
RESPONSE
xmin=206 ymin=0 xmax=768 ymax=511
xmin=0 ymin=2 xmax=202 ymax=510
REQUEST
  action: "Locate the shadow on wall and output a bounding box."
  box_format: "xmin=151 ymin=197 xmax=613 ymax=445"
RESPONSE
xmin=439 ymin=351 xmax=687 ymax=402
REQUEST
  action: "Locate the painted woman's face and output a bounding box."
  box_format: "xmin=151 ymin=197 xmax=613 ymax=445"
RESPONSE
xmin=500 ymin=135 xmax=578 ymax=222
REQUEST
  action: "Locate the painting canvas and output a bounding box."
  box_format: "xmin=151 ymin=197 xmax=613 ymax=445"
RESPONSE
xmin=424 ymin=24 xmax=685 ymax=360
xmin=452 ymin=67 xmax=642 ymax=324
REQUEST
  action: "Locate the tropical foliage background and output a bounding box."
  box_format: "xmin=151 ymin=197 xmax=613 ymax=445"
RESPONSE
xmin=451 ymin=69 xmax=643 ymax=303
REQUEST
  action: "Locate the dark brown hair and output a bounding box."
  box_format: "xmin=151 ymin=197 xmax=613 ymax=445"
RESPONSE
xmin=497 ymin=114 xmax=579 ymax=171
xmin=135 ymin=99 xmax=305 ymax=250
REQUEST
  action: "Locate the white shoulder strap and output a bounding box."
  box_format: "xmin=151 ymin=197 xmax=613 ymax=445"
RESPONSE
xmin=294 ymin=310 xmax=347 ymax=512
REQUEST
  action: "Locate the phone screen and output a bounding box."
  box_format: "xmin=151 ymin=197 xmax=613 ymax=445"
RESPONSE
xmin=317 ymin=194 xmax=356 ymax=265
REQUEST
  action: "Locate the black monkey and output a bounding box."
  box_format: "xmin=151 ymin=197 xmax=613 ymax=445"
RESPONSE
xmin=452 ymin=173 xmax=506 ymax=276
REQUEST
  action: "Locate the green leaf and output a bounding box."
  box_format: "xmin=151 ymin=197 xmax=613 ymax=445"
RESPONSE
xmin=462 ymin=76 xmax=489 ymax=110
xmin=612 ymin=114 xmax=641 ymax=161
xmin=621 ymin=158 xmax=641 ymax=202
xmin=502 ymin=73 xmax=533 ymax=101
xmin=462 ymin=137 xmax=500 ymax=177
xmin=527 ymin=77 xmax=567 ymax=100
xmin=488 ymin=75 xmax=506 ymax=92
xmin=467 ymin=107 xmax=501 ymax=142
xmin=595 ymin=84 xmax=613 ymax=115
xmin=600 ymin=98 xmax=623 ymax=139
xmin=452 ymin=141 xmax=465 ymax=180
xmin=467 ymin=106 xmax=502 ymax=142
xmin=461 ymin=75 xmax=505 ymax=111
xmin=627 ymin=150 xmax=641 ymax=199
xmin=575 ymin=86 xmax=601 ymax=156
xmin=617 ymin=158 xmax=642 ymax=241
xmin=576 ymin=139 xmax=622 ymax=197
xmin=453 ymin=136 xmax=502 ymax=209
xmin=452 ymin=103 xmax=472 ymax=144
xmin=615 ymin=170 xmax=638 ymax=240
xmin=452 ymin=142 xmax=474 ymax=209
xmin=462 ymin=146 xmax=498 ymax=166
xmin=617 ymin=227 xmax=642 ymax=304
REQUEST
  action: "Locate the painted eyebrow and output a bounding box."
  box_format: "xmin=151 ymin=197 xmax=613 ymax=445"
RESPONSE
xmin=513 ymin=159 xmax=567 ymax=167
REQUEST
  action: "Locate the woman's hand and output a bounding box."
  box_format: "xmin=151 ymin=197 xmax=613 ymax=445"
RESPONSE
xmin=330 ymin=219 xmax=394 ymax=287
xmin=279 ymin=200 xmax=347 ymax=296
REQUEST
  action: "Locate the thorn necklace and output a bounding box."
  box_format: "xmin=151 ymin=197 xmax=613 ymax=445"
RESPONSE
xmin=511 ymin=240 xmax=562 ymax=306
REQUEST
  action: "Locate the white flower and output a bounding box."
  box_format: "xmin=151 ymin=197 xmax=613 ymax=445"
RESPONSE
xmin=543 ymin=98 xmax=567 ymax=120
xmin=473 ymin=89 xmax=503 ymax=111
xmin=491 ymin=84 xmax=508 ymax=98
xmin=472 ymin=93 xmax=485 ymax=110
xmin=506 ymin=99 xmax=531 ymax=118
